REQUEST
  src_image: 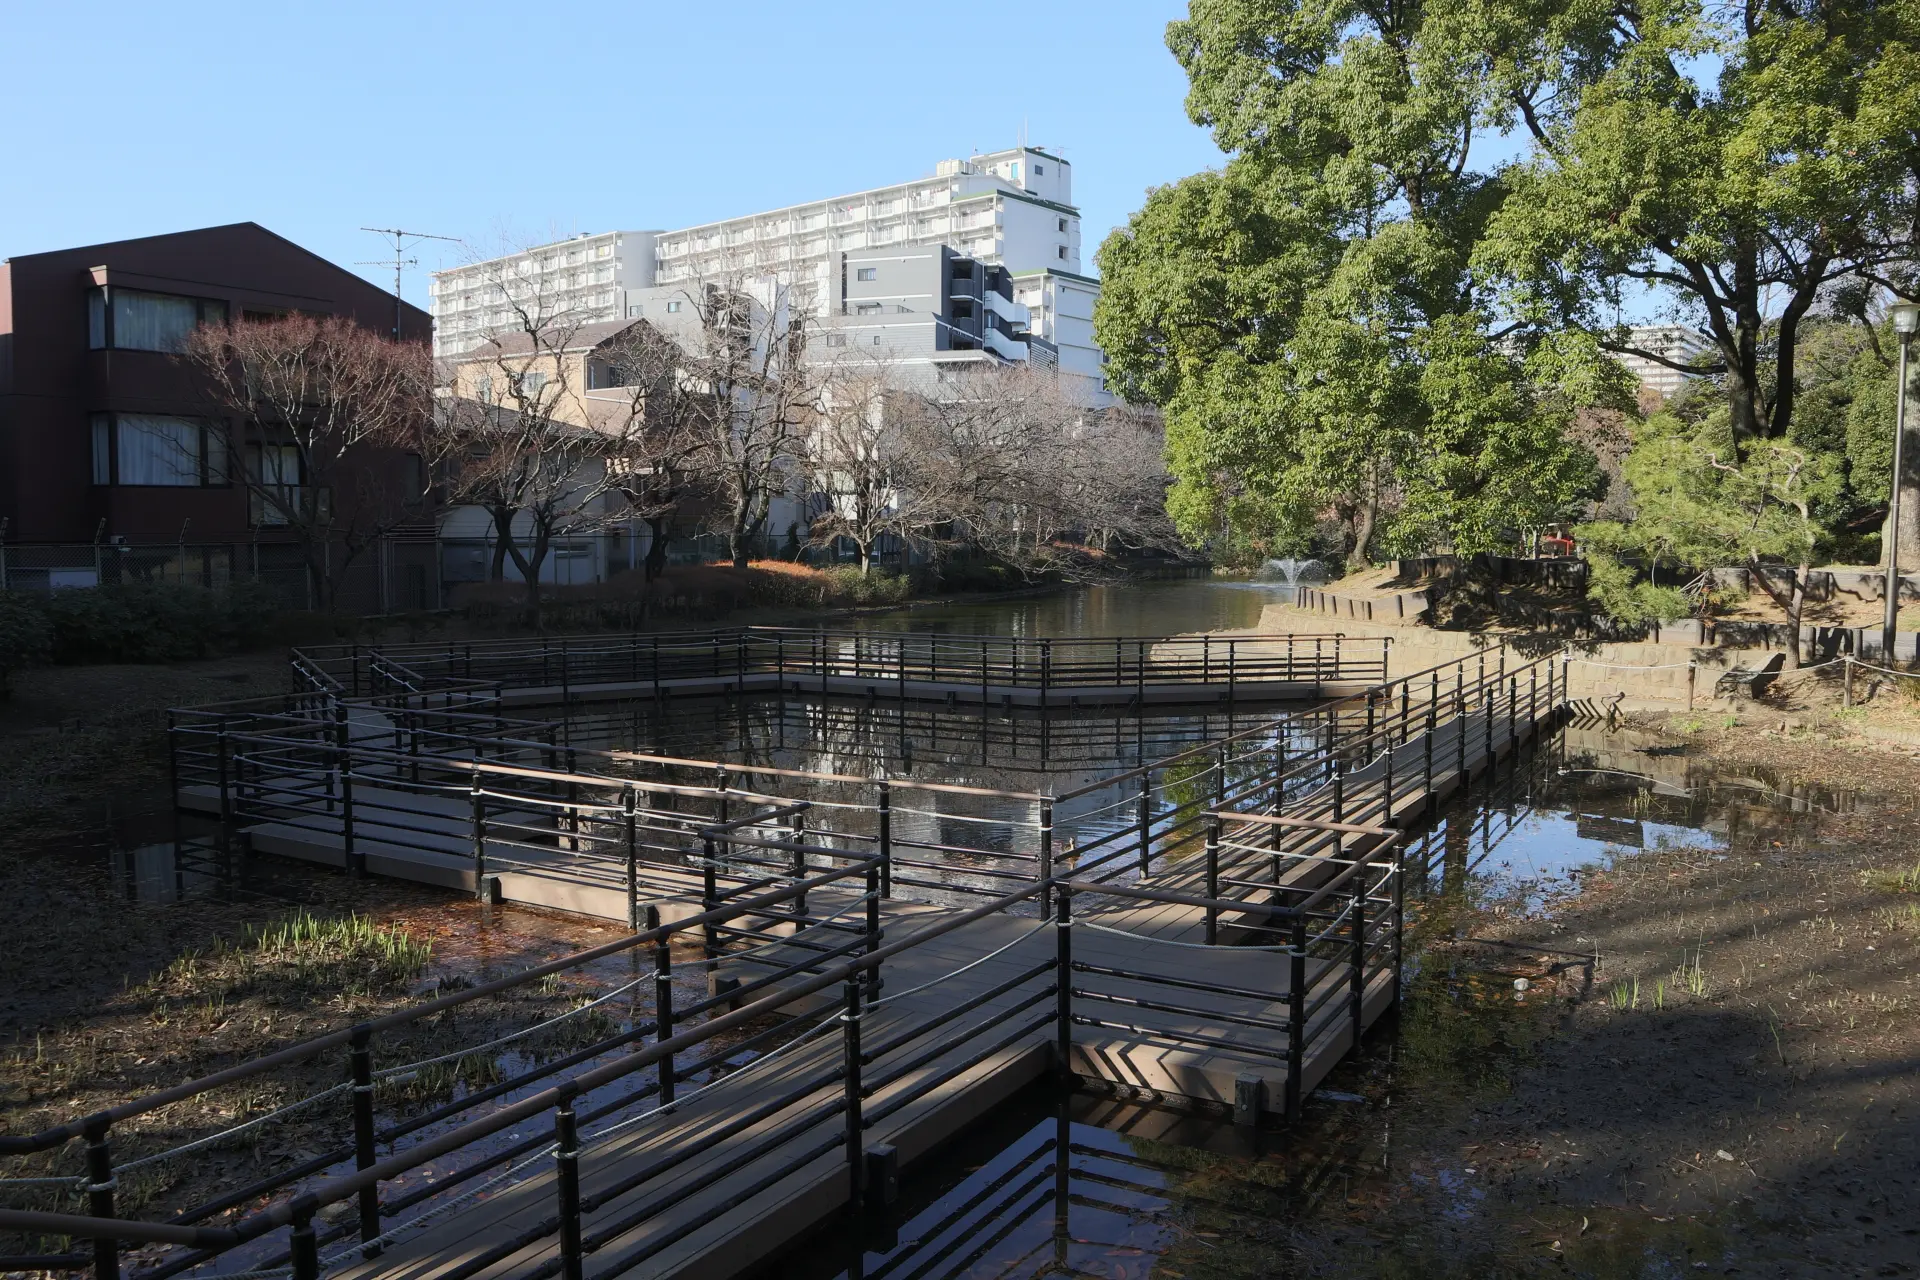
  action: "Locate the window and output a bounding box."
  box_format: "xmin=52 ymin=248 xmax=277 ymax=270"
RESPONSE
xmin=88 ymin=287 xmax=227 ymax=352
xmin=872 ymin=335 xmax=882 ymax=345
xmin=627 ymin=304 xmax=644 ymax=317
xmin=1058 ymin=217 xmax=1069 ymax=232
xmin=666 ymin=300 xmax=683 ymax=313
xmin=1057 ymin=246 xmax=1068 ymax=260
xmin=248 ymin=442 xmax=303 ymax=525
xmin=1033 ymin=163 xmax=1044 ymax=176
xmin=596 ymin=245 xmax=612 ymax=257
xmin=855 ymin=267 xmax=877 ymax=282
xmin=855 ymin=303 xmax=882 ymax=316
xmin=112 ymin=414 xmax=219 ymax=486
xmin=475 ymin=375 xmax=494 ymax=405
xmin=825 ymin=333 xmax=848 ymax=348
xmin=520 ymin=370 xmax=549 ymax=397
xmin=90 ymin=415 xmax=111 ymax=485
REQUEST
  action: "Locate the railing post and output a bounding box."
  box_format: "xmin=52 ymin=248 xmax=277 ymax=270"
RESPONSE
xmin=624 ymin=784 xmax=640 ymax=931
xmin=1456 ymin=667 xmax=1468 ymax=786
xmin=1038 ymin=799 xmax=1054 ymax=886
xmin=1843 ymin=655 xmax=1854 ymax=709
xmin=348 ymin=1027 xmax=382 ymax=1254
xmin=1204 ymin=814 xmax=1221 ymax=946
xmin=289 ymin=1199 xmax=319 ymax=1280
xmin=841 ymin=976 xmax=866 ymax=1206
xmin=1054 ymin=886 xmax=1074 ymax=1079
xmin=789 ymin=807 xmax=808 ymax=917
xmin=876 ymin=778 xmax=893 ymax=899
xmin=1508 ymin=676 xmax=1518 ymax=754
xmin=702 ymin=833 xmax=719 ymax=963
xmin=1137 ymin=773 xmax=1152 ymax=875
xmin=1040 ymin=638 xmax=1052 ymax=710
xmin=1285 ymin=916 xmax=1306 ymax=1121
xmin=334 ymin=701 xmax=360 ymax=876
xmin=1348 ymin=834 xmax=1365 ymax=1057
xmin=649 ymin=904 xmax=674 ymax=1105
xmin=1331 ymin=754 xmax=1345 ymax=824
xmin=864 ymin=857 xmax=883 ymax=1005
xmin=470 ymin=767 xmax=487 ymax=902
xmin=1424 ymin=703 xmax=1436 ymax=807
xmin=1687 ymin=659 xmax=1698 ymax=711
xmin=82 ymin=1113 xmax=118 ymax=1280
xmin=553 ymin=1086 xmax=584 ymax=1280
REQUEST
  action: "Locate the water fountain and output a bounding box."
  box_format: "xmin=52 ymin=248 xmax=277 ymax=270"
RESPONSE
xmin=1255 ymin=556 xmax=1326 ymax=598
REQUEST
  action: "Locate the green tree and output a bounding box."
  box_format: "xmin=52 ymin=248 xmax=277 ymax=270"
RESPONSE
xmin=1096 ymin=0 xmax=1617 ymax=567
xmin=1480 ymin=0 xmax=1920 ymax=452
xmin=1582 ymin=413 xmax=1841 ymax=665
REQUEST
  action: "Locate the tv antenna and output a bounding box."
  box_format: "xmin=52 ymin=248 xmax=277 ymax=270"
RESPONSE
xmin=359 ymin=227 xmax=461 ymax=340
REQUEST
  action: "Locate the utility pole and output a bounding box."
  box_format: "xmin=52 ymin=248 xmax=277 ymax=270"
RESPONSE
xmin=359 ymin=227 xmax=460 ymax=341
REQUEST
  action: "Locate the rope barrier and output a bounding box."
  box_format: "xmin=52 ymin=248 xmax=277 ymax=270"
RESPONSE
xmin=1075 ymin=919 xmax=1301 ymax=953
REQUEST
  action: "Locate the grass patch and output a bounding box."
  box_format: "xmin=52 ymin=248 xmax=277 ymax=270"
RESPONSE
xmin=1863 ymin=859 xmax=1920 ymax=895
xmin=150 ymin=910 xmax=433 ymax=1005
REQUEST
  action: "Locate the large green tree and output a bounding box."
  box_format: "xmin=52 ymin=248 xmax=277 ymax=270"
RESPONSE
xmin=1097 ymin=0 xmax=1615 ymax=566
xmin=1481 ymin=0 xmax=1920 ymax=554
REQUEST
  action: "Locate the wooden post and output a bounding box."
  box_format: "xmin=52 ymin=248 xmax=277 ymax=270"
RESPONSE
xmin=336 ymin=701 xmax=360 ymax=877
xmin=1687 ymin=660 xmax=1698 ymax=711
xmin=1844 ymin=656 xmax=1854 ymax=709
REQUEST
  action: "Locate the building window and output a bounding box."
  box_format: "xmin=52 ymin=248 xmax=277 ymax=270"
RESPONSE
xmin=1034 ymin=163 xmax=1044 ymax=175
xmin=872 ymin=335 xmax=882 ymax=345
xmin=627 ymin=304 xmax=644 ymax=317
xmin=520 ymin=370 xmax=549 ymax=397
xmin=856 ymin=267 xmax=877 ymax=282
xmin=855 ymin=303 xmax=882 ymax=316
xmin=248 ymin=442 xmax=303 ymax=525
xmin=88 ymin=287 xmax=228 ymax=352
xmin=825 ymin=333 xmax=847 ymax=348
xmin=108 ymin=414 xmax=221 ymax=486
xmin=1058 ymin=217 xmax=1069 ymax=232
xmin=666 ymin=300 xmax=683 ymax=313
xmin=1057 ymin=246 xmax=1068 ymax=260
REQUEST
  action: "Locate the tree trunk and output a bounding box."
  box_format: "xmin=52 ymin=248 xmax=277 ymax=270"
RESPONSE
xmin=1783 ymin=562 xmax=1806 ymax=671
xmin=1351 ymin=493 xmax=1379 ymax=568
xmin=488 ymin=506 xmax=516 ymax=583
xmin=858 ymin=541 xmax=872 ymax=576
xmin=644 ymin=516 xmax=670 ymax=582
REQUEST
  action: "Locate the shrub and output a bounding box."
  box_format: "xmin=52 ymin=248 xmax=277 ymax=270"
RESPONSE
xmin=40 ymin=582 xmax=281 ymax=664
xmin=453 ymin=561 xmax=918 ymax=630
xmin=0 ymin=594 xmax=54 ymax=697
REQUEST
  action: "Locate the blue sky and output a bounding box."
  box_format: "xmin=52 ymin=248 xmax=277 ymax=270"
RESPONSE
xmin=0 ymin=1 xmax=1224 ymax=310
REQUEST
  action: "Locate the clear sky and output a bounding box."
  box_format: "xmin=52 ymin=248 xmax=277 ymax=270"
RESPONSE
xmin=0 ymin=1 xmax=1224 ymax=311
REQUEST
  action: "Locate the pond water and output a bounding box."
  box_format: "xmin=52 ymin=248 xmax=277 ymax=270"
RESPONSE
xmin=852 ymin=575 xmax=1297 ymax=639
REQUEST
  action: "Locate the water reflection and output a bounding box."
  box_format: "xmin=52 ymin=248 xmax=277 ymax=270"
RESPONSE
xmin=852 ymin=576 xmax=1295 ymax=640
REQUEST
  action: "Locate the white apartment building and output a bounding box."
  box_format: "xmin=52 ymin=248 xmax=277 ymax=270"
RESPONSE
xmin=1616 ymin=325 xmax=1714 ymax=403
xmin=430 ymin=230 xmax=658 ymax=357
xmin=430 ymin=147 xmax=1110 ymax=402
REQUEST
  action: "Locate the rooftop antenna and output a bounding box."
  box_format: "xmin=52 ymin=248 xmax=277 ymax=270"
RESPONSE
xmin=359 ymin=227 xmax=461 ymax=340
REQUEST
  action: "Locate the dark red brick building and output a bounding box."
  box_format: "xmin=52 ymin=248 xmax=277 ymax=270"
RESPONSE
xmin=0 ymin=223 xmax=435 ymax=603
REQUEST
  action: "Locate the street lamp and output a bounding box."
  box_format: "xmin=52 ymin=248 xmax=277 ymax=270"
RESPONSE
xmin=1886 ymin=302 xmax=1920 ymax=661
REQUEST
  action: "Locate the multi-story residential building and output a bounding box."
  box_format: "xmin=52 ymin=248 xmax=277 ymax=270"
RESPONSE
xmin=0 ymin=222 xmax=435 ymax=606
xmin=1616 ymin=325 xmax=1714 ymax=404
xmin=431 ymin=147 xmax=1111 ymax=402
xmin=430 ymin=230 xmax=658 ymax=358
xmin=824 ymin=246 xmax=1031 ymax=372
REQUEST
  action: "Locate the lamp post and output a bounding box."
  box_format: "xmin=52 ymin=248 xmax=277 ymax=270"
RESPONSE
xmin=1886 ymin=303 xmax=1920 ymax=661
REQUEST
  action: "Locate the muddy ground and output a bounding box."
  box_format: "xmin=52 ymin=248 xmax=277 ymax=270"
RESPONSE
xmin=1274 ymin=715 xmax=1920 ymax=1279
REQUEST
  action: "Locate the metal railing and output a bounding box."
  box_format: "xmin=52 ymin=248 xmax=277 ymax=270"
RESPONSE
xmin=8 ymin=641 xmax=1569 ymax=1280
xmin=291 ymin=627 xmax=1390 ymax=706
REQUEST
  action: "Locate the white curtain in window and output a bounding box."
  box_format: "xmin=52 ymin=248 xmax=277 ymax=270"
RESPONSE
xmin=117 ymin=416 xmax=201 ymax=485
xmin=112 ymin=289 xmax=199 ymax=352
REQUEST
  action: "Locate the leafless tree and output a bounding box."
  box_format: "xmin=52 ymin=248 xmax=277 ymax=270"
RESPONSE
xmin=435 ymin=251 xmax=648 ymax=618
xmin=588 ymin=321 xmax=710 ymax=580
xmin=802 ymin=353 xmax=968 ymax=574
xmin=661 ymin=269 xmax=821 ymax=567
xmin=179 ymin=313 xmax=435 ymax=610
xmin=907 ymin=365 xmax=1178 ymax=578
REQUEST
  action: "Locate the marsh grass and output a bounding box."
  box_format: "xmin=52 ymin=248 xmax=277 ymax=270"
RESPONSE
xmin=1862 ymin=858 xmax=1920 ymax=896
